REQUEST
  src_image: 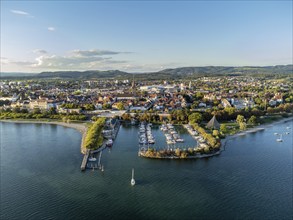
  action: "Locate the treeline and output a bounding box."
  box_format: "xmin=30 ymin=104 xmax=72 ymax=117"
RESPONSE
xmin=122 ymin=103 xmax=293 ymax=125
xmin=189 ymin=122 xmax=221 ymax=150
xmin=141 ymin=146 xmax=218 ymax=159
xmin=0 ymin=111 xmax=87 ymax=121
xmin=83 ymin=118 xmax=106 ymax=150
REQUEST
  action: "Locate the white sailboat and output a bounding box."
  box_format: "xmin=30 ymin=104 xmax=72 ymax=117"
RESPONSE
xmin=276 ymin=134 xmax=283 ymax=142
xmin=131 ymin=168 xmax=135 ymax=186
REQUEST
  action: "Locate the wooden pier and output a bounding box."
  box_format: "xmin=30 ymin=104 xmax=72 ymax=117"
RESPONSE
xmin=81 ymin=149 xmax=90 ymax=171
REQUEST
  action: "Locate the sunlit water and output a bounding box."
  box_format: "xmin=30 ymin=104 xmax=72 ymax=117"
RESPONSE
xmin=1 ymin=120 xmax=292 ymax=220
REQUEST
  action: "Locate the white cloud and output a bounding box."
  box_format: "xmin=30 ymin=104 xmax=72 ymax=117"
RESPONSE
xmin=1 ymin=57 xmax=35 ymax=66
xmin=48 ymin=27 xmax=55 ymax=31
xmin=2 ymin=49 xmax=179 ymax=72
xmin=1 ymin=57 xmax=9 ymax=64
xmin=10 ymin=9 xmax=33 ymax=18
xmin=72 ymin=49 xmax=122 ymax=57
xmin=33 ymin=49 xmax=48 ymax=54
xmin=30 ymin=54 xmax=125 ymax=70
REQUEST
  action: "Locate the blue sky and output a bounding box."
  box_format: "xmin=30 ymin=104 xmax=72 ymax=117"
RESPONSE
xmin=1 ymin=1 xmax=292 ymax=73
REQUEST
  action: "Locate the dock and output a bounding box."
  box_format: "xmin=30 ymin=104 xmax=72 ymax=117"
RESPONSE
xmin=81 ymin=149 xmax=90 ymax=171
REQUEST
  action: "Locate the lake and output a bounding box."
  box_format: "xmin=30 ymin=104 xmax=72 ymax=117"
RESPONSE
xmin=1 ymin=120 xmax=292 ymax=220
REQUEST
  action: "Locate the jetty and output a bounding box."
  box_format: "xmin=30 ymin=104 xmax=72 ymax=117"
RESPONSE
xmin=81 ymin=149 xmax=90 ymax=171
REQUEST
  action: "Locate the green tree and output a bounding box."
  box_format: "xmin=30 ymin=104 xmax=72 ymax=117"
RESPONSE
xmin=236 ymin=115 xmax=245 ymax=125
xmin=239 ymin=122 xmax=247 ymax=130
xmin=212 ymin=130 xmax=220 ymax=137
xmin=121 ymin=113 xmax=131 ymax=121
xmin=84 ymin=104 xmax=95 ymax=111
xmin=188 ymin=112 xmax=203 ymax=124
xmin=175 ymin=148 xmax=181 ymax=157
xmin=116 ymin=102 xmax=125 ymax=110
xmin=248 ymin=115 xmax=257 ymax=125
xmin=102 ymin=103 xmax=111 ymax=110
xmin=220 ymin=124 xmax=228 ymax=133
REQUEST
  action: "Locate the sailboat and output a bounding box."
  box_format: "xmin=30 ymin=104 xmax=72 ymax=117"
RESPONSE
xmin=131 ymin=168 xmax=135 ymax=186
xmin=276 ymin=134 xmax=283 ymax=142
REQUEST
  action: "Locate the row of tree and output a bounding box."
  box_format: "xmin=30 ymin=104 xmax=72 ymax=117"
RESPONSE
xmin=0 ymin=111 xmax=87 ymax=121
xmin=189 ymin=122 xmax=221 ymax=150
xmin=141 ymin=146 xmax=217 ymax=159
xmin=83 ymin=118 xmax=106 ymax=150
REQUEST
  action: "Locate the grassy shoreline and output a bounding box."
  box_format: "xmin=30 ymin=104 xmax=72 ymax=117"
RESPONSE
xmin=223 ymin=115 xmax=293 ymax=141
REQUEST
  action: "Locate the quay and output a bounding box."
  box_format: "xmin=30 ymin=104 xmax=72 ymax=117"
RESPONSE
xmin=81 ymin=149 xmax=90 ymax=171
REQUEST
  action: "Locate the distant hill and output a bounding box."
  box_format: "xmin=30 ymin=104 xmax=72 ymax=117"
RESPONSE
xmin=38 ymin=70 xmax=130 ymax=78
xmin=0 ymin=72 xmax=36 ymax=77
xmin=1 ymin=65 xmax=292 ymax=80
xmin=156 ymin=65 xmax=293 ymax=76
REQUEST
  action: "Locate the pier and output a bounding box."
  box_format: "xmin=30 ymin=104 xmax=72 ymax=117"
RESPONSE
xmin=81 ymin=149 xmax=90 ymax=171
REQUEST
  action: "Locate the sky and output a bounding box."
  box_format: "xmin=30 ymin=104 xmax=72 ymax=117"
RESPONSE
xmin=1 ymin=1 xmax=292 ymax=73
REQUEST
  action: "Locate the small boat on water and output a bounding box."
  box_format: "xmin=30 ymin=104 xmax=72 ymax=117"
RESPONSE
xmin=276 ymin=134 xmax=283 ymax=142
xmin=106 ymin=139 xmax=113 ymax=147
xmin=88 ymin=157 xmax=97 ymax=162
xmin=131 ymin=168 xmax=135 ymax=186
xmin=286 ymin=127 xmax=291 ymax=129
xmin=274 ymin=133 xmax=279 ymax=135
xmin=176 ymin=138 xmax=184 ymax=143
xmin=285 ymin=132 xmax=290 ymax=135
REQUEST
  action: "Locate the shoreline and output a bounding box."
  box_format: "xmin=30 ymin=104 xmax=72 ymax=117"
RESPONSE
xmin=0 ymin=119 xmax=89 ymax=154
xmin=138 ymin=150 xmax=220 ymax=159
xmin=221 ymin=116 xmax=293 ymax=147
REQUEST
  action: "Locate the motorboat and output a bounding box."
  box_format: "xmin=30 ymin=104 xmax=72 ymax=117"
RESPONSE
xmin=131 ymin=168 xmax=135 ymax=186
xmin=176 ymin=138 xmax=184 ymax=142
xmin=88 ymin=157 xmax=97 ymax=162
xmin=276 ymin=134 xmax=283 ymax=142
xmin=106 ymin=139 xmax=113 ymax=147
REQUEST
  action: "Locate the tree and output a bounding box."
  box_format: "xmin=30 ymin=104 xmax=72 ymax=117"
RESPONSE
xmin=121 ymin=113 xmax=131 ymax=121
xmin=239 ymin=122 xmax=247 ymax=130
xmin=224 ymin=107 xmax=236 ymax=116
xmin=84 ymin=104 xmax=95 ymax=111
xmin=33 ymin=108 xmax=41 ymax=114
xmin=236 ymin=115 xmax=245 ymax=125
xmin=91 ymin=116 xmax=97 ymax=121
xmin=102 ymin=103 xmax=111 ymax=110
xmin=248 ymin=115 xmax=257 ymax=125
xmin=48 ymin=107 xmax=57 ymax=115
xmin=116 ymin=102 xmax=125 ymax=110
xmin=212 ymin=130 xmax=220 ymax=137
xmin=194 ymin=92 xmax=204 ymax=100
xmin=188 ymin=112 xmax=203 ymax=124
xmin=175 ymin=148 xmax=181 ymax=157
xmin=220 ymin=124 xmax=228 ymax=133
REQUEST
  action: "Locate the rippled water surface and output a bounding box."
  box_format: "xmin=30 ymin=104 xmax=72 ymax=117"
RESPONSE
xmin=1 ymin=120 xmax=292 ymax=220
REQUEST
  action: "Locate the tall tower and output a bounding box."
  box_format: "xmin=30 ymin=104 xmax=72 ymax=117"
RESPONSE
xmin=131 ymin=74 xmax=136 ymax=95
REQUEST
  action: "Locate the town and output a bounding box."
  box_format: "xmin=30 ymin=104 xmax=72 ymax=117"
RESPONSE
xmin=1 ymin=75 xmax=292 ymax=122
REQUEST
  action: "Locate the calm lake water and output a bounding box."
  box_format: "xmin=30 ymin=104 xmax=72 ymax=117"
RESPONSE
xmin=1 ymin=120 xmax=292 ymax=220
